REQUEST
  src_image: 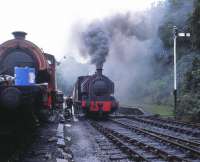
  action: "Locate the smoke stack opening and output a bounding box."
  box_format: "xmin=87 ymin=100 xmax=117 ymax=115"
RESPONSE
xmin=12 ymin=31 xmax=27 ymax=40
xmin=96 ymin=63 xmax=103 ymax=75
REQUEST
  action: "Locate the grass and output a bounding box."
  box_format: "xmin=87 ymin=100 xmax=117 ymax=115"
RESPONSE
xmin=142 ymin=104 xmax=174 ymax=117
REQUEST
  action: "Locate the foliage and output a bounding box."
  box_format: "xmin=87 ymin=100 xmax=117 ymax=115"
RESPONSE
xmin=147 ymin=0 xmax=200 ymax=119
xmin=158 ymin=0 xmax=193 ymax=49
xmin=178 ymin=57 xmax=200 ymax=121
xmin=189 ymin=0 xmax=200 ymax=49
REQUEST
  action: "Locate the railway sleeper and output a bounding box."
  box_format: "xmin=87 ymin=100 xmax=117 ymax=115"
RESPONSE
xmin=97 ymin=121 xmax=198 ymax=162
xmin=130 ymin=117 xmax=200 ymax=137
xmin=111 ymin=119 xmax=200 ymax=159
xmin=91 ymin=122 xmax=150 ymax=162
xmin=118 ymin=118 xmax=200 ymax=149
xmin=91 ymin=121 xmax=188 ymax=162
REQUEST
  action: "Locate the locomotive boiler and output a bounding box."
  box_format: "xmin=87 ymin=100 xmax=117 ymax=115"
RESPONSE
xmin=0 ymin=31 xmax=60 ymax=126
xmin=72 ymin=64 xmax=118 ymax=116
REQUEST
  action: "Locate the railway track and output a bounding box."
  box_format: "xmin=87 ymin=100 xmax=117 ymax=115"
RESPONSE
xmin=94 ymin=126 xmax=131 ymax=161
xmin=111 ymin=118 xmax=200 ymax=153
xmin=142 ymin=116 xmax=200 ymax=130
xmin=122 ymin=116 xmax=200 ymax=137
xmin=90 ymin=119 xmax=200 ymax=162
xmin=117 ymin=105 xmax=200 ymax=130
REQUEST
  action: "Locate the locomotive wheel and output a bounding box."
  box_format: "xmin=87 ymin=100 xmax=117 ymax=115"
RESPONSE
xmin=0 ymin=87 xmax=22 ymax=109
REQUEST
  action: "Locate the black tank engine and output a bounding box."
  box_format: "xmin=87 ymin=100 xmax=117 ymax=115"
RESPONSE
xmin=73 ymin=65 xmax=118 ymax=116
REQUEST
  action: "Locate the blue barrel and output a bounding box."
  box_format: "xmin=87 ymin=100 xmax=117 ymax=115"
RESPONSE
xmin=14 ymin=67 xmax=35 ymax=85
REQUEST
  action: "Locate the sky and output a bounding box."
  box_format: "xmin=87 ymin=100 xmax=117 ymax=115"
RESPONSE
xmin=0 ymin=0 xmax=162 ymax=60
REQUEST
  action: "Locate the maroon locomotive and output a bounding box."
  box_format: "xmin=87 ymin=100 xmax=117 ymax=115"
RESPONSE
xmin=72 ymin=65 xmax=118 ymax=116
xmin=0 ymin=31 xmax=62 ymax=126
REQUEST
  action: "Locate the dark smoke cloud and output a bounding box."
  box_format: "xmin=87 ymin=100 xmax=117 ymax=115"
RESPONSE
xmin=73 ymin=4 xmax=166 ymax=104
xmin=79 ymin=22 xmax=109 ymax=67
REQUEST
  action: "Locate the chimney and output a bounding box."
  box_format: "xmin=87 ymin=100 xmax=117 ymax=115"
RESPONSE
xmin=96 ymin=63 xmax=103 ymax=76
xmin=12 ymin=31 xmax=27 ymax=40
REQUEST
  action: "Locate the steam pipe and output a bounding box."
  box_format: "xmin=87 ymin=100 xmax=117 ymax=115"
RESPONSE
xmin=12 ymin=31 xmax=27 ymax=40
xmin=96 ymin=64 xmax=103 ymax=76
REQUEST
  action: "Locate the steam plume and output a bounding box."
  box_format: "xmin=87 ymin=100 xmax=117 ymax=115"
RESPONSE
xmin=79 ymin=23 xmax=109 ymax=68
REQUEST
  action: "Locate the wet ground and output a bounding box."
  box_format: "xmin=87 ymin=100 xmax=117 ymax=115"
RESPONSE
xmin=65 ymin=117 xmax=100 ymax=162
xmin=66 ymin=116 xmax=131 ymax=162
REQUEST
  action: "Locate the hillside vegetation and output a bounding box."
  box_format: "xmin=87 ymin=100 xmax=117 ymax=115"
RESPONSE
xmin=155 ymin=0 xmax=200 ymax=120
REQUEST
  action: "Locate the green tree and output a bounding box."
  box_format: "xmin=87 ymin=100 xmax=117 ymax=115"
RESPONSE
xmin=178 ymin=57 xmax=200 ymax=121
xmin=189 ymin=0 xmax=200 ymax=49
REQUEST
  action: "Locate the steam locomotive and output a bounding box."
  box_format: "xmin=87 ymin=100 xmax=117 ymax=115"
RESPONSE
xmin=72 ymin=65 xmax=118 ymax=116
xmin=0 ymin=31 xmax=62 ymax=127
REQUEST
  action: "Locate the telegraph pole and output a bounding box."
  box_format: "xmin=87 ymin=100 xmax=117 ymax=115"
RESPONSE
xmin=173 ymin=26 xmax=177 ymax=117
xmin=173 ymin=26 xmax=190 ymax=117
